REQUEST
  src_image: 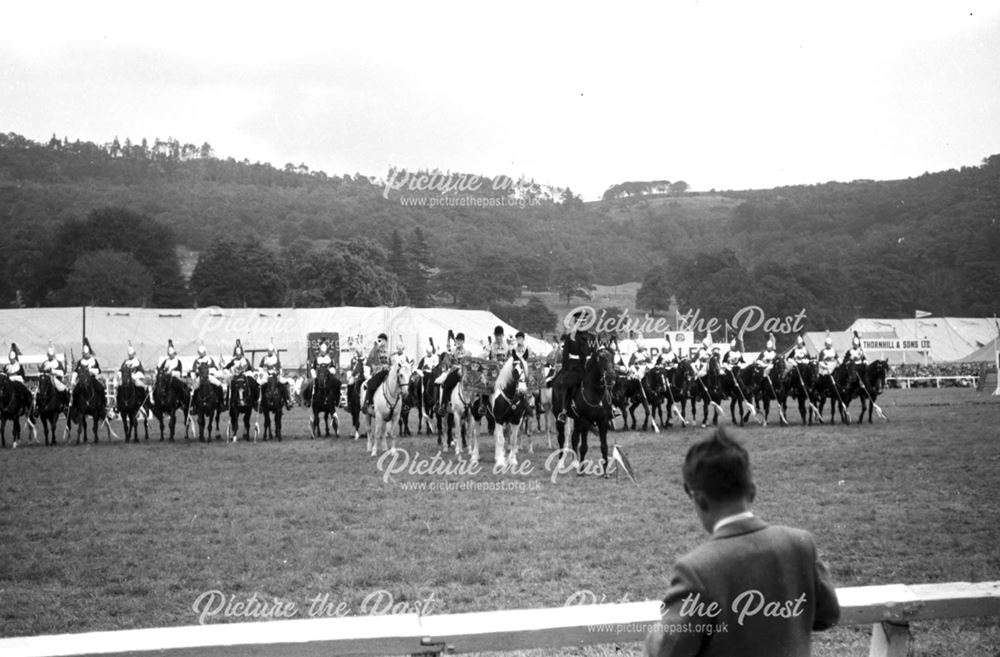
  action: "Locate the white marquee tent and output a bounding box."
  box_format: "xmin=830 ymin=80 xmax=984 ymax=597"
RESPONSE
xmin=0 ymin=306 xmax=552 ymax=373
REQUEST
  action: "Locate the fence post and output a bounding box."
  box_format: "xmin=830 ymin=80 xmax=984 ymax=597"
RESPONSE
xmin=868 ymin=621 xmax=910 ymax=657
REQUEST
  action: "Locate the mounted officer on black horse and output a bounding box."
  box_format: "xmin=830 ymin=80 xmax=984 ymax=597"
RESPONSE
xmin=36 ymin=342 xmax=70 ymax=445
xmin=223 ymin=339 xmax=259 ymax=441
xmin=1 ymin=343 xmax=35 ymax=448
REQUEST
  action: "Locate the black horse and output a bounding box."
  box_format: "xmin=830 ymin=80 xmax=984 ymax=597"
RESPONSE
xmin=758 ymin=359 xmax=788 ymax=426
xmin=116 ymin=364 xmax=150 ymax=442
xmin=0 ymin=373 xmax=34 ymax=448
xmin=309 ymin=367 xmax=341 ymax=438
xmin=398 ymin=370 xmax=423 ymax=437
xmin=35 ymin=372 xmax=69 ymax=446
xmin=70 ymin=363 xmax=109 ymax=444
xmin=190 ymin=362 xmax=222 ymax=442
xmin=661 ymin=362 xmax=691 ymax=428
xmin=152 ymin=369 xmax=190 ymax=440
xmin=552 ymin=348 xmax=616 ymax=476
xmin=813 ymin=362 xmax=851 ymax=424
xmin=721 ymin=364 xmax=758 ymax=426
xmin=786 ymin=361 xmax=821 ymax=425
xmin=345 ymin=355 xmax=366 ymax=441
xmin=619 ymin=370 xmax=660 ymax=431
xmin=259 ymin=373 xmax=285 ymax=441
xmin=228 ymin=372 xmax=259 ymax=441
xmin=689 ymin=356 xmax=724 ymax=427
xmin=852 ymin=359 xmax=888 ymax=423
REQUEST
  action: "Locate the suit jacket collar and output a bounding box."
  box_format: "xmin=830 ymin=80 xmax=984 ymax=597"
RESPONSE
xmin=712 ymin=516 xmax=768 ymax=540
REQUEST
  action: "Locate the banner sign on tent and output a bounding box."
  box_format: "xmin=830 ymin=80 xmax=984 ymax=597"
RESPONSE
xmin=862 ymin=338 xmax=931 ymax=352
xmin=306 ymin=332 xmax=339 ymax=368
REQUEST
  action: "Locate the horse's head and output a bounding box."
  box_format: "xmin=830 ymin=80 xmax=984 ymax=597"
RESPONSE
xmin=120 ymin=363 xmax=131 ymax=378
xmin=75 ymin=362 xmax=92 ymax=382
xmin=495 ymin=356 xmax=528 ymax=398
xmin=593 ymin=348 xmax=616 ymax=390
xmin=395 ymin=361 xmax=412 ymax=395
xmin=197 ymin=361 xmax=212 ymax=381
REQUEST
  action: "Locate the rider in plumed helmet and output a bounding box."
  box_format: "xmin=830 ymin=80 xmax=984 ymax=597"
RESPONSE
xmin=3 ymin=343 xmax=32 ymax=409
xmin=39 ymin=341 xmax=68 ymax=392
xmin=120 ymin=341 xmax=147 ymax=391
xmin=843 ymin=331 xmax=867 ymax=365
xmin=259 ymin=339 xmax=294 ymax=410
xmin=158 ymin=339 xmax=184 ymax=380
xmin=818 ymin=332 xmax=838 ymax=375
xmin=755 ymin=332 xmax=778 ymax=377
xmin=73 ymin=337 xmax=106 ymax=398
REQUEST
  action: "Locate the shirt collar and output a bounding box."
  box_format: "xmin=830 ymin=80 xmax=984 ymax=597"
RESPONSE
xmin=712 ymin=510 xmax=755 ymax=535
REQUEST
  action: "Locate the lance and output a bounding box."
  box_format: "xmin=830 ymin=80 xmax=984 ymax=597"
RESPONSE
xmin=728 ymin=367 xmax=760 ymax=424
xmin=793 ymin=362 xmax=824 ymax=423
xmin=854 ymin=366 xmax=887 ymax=421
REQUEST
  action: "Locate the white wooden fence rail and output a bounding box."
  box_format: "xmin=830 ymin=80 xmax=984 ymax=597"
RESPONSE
xmin=1 ymin=581 xmax=997 ymax=657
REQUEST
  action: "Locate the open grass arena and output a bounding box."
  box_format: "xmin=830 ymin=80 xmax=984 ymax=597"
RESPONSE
xmin=1 ymin=388 xmax=998 ymax=656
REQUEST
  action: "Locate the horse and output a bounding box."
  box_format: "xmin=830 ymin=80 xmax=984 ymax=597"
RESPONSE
xmin=367 ymin=360 xmax=412 ymax=456
xmin=786 ymin=360 xmax=821 ymax=425
xmin=152 ymin=369 xmax=191 ymax=440
xmin=398 ymin=370 xmax=423 ymax=437
xmin=661 ymin=362 xmax=691 ymax=428
xmin=259 ymin=372 xmax=287 ymax=441
xmin=689 ymin=356 xmax=724 ymax=428
xmin=309 ymin=367 xmax=341 ymax=438
xmin=227 ymin=371 xmax=259 ymax=441
xmin=719 ymin=364 xmax=758 ymax=426
xmin=620 ymin=370 xmax=659 ymax=431
xmin=758 ymin=358 xmax=788 ymax=426
xmin=116 ymin=364 xmax=150 ymax=442
xmin=853 ymin=359 xmax=888 ymax=423
xmin=525 ymin=367 xmax=554 ymax=451
xmin=0 ymin=373 xmax=34 ymax=448
xmin=552 ymin=348 xmax=616 ymax=477
xmin=190 ymin=362 xmax=222 ymax=442
xmin=813 ymin=362 xmax=851 ymax=424
xmin=421 ymin=355 xmax=453 ymax=447
xmin=480 ymin=356 xmax=530 ymax=467
xmin=70 ymin=363 xmax=109 ymax=444
xmin=35 ymin=372 xmax=69 ymax=446
xmin=345 ymin=355 xmax=366 ymax=441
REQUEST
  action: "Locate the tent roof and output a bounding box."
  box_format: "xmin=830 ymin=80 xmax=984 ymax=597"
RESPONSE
xmin=0 ymin=306 xmax=552 ymax=371
xmin=848 ymin=317 xmax=998 ymax=363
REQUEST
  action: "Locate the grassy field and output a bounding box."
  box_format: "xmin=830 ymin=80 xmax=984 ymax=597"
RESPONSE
xmin=1 ymin=388 xmax=998 ymax=656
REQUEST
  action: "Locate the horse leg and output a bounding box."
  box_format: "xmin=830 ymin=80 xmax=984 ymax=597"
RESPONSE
xmin=599 ymin=422 xmax=610 ymax=478
xmin=275 ymin=409 xmax=282 ymax=442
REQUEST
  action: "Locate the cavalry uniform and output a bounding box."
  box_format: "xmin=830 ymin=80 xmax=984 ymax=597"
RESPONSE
xmin=418 ymin=344 xmax=439 ymax=376
xmin=259 ymin=343 xmax=293 ymax=409
xmin=756 ymin=335 xmax=777 ymax=377
xmin=818 ymin=337 xmax=839 ymax=376
xmin=628 ymin=345 xmax=651 ymax=379
xmin=843 ymin=332 xmax=867 ymax=366
xmin=657 ymin=340 xmax=680 ymax=373
xmin=120 ymin=344 xmax=147 ymax=390
xmin=311 ymin=341 xmax=336 ymax=380
xmin=190 ymin=345 xmax=222 ymax=396
xmin=73 ymin=338 xmax=106 ymax=397
xmin=721 ymin=340 xmax=743 ymax=373
xmin=224 ymin=340 xmax=254 ymax=376
xmin=785 ymin=336 xmax=812 ymax=381
xmin=39 ymin=346 xmax=68 ymax=392
xmin=390 ymin=345 xmax=414 ymax=369
xmin=4 ymin=346 xmax=26 ymax=383
xmin=692 ymin=337 xmax=712 ymax=380
xmin=158 ymin=340 xmax=185 ymax=380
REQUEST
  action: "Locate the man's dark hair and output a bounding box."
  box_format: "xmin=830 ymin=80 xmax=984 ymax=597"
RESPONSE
xmin=682 ymin=427 xmax=753 ymax=502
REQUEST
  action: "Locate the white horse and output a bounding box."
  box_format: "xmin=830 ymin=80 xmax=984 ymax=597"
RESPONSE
xmin=488 ymin=357 xmax=529 ymax=468
xmin=449 ymin=378 xmax=480 ymax=461
xmin=367 ymin=360 xmax=412 ymax=456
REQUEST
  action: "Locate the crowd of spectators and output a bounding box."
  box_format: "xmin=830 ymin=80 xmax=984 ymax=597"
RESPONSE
xmin=887 ymin=361 xmax=994 ymax=388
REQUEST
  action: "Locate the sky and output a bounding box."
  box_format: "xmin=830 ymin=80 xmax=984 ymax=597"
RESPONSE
xmin=2 ymin=0 xmax=999 ymax=200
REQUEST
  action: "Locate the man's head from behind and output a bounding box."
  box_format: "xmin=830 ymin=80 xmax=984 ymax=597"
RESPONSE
xmin=682 ymin=427 xmax=756 ymax=533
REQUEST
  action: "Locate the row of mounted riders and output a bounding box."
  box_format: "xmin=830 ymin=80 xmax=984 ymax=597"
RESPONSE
xmin=605 ymin=354 xmax=890 ymax=429
xmin=0 ymin=361 xmax=299 ymax=446
xmin=0 ymin=349 xmax=889 ymax=449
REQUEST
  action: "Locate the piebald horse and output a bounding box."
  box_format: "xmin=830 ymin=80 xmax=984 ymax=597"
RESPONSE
xmin=476 ymin=356 xmax=529 ymax=467
xmin=367 ymin=360 xmax=412 ymax=456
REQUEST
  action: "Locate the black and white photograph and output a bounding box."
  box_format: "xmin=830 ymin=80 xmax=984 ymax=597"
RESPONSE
xmin=1 ymin=2 xmax=998 ymax=656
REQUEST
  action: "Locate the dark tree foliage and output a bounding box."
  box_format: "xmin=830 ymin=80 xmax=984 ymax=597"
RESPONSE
xmin=190 ymin=238 xmax=285 ymax=307
xmin=490 ymin=297 xmax=558 ymax=338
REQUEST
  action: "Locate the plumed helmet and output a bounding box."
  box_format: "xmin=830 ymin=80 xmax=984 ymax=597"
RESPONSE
xmin=127 ymin=340 xmax=136 ymax=357
xmin=852 ymin=330 xmax=861 ymax=347
xmin=766 ymin=332 xmax=775 ymax=350
xmin=47 ymin=341 xmax=56 ymax=357
xmin=267 ymin=338 xmax=276 ymax=354
xmin=319 ymin=340 xmax=328 ymax=354
xmin=396 ymin=343 xmax=404 ymax=353
xmin=796 ymin=335 xmax=804 ymax=346
xmin=701 ymin=336 xmax=710 ymax=349
xmin=663 ymin=334 xmax=672 ymax=345
xmin=197 ymin=343 xmax=207 ymax=356
xmin=82 ymin=337 xmax=93 ymax=355
xmin=8 ymin=342 xmax=18 ymax=361
xmin=425 ymin=344 xmax=435 ymax=355
xmin=824 ymin=331 xmax=832 ymax=347
xmin=730 ymin=339 xmax=738 ymax=350
xmin=167 ymin=339 xmax=176 ymax=356
xmin=234 ymin=339 xmax=243 ymax=356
